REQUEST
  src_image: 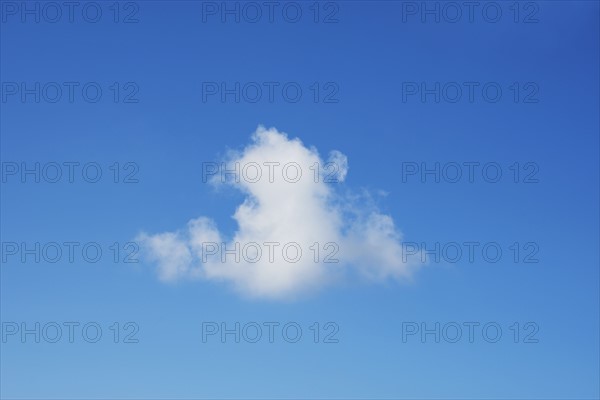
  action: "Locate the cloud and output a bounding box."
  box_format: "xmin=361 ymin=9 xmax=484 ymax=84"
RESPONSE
xmin=137 ymin=126 xmax=422 ymax=299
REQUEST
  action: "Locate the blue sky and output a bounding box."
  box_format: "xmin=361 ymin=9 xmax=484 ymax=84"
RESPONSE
xmin=1 ymin=1 xmax=599 ymax=398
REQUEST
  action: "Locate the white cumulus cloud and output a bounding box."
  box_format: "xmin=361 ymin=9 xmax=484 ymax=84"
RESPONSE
xmin=137 ymin=126 xmax=423 ymax=299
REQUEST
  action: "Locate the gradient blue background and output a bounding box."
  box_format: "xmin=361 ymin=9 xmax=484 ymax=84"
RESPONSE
xmin=1 ymin=1 xmax=599 ymax=398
